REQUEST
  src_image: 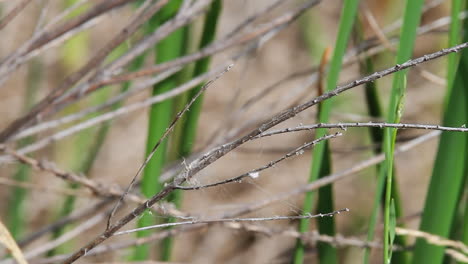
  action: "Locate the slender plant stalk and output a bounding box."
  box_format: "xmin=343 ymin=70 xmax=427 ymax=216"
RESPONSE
xmin=381 ymin=0 xmax=424 ymax=263
xmin=446 ymin=0 xmax=464 ymax=103
xmin=312 ymin=48 xmax=336 ymax=264
xmin=411 ymin=1 xmax=468 ymax=262
xmin=440 ymin=2 xmax=465 ymax=264
xmin=134 ymin=0 xmax=186 ymax=260
xmin=156 ymin=1 xmax=223 ymax=258
xmin=160 ymin=25 xmax=191 ymax=263
xmin=178 ymin=0 xmax=222 ymax=158
xmin=354 ymin=18 xmax=380 ymax=264
xmin=156 ymin=0 xmax=223 ymax=258
xmin=353 ymin=16 xmax=407 ymax=264
xmin=315 ymin=143 xmax=336 ymax=264
xmin=293 ymin=1 xmax=359 ymax=263
xmin=7 ymin=58 xmax=41 ymax=239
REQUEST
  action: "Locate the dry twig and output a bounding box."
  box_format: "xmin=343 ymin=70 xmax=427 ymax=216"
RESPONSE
xmin=106 ymin=63 xmax=234 ymax=228
xmin=114 ymin=208 xmax=349 ymax=236
xmin=0 ymin=0 xmax=34 ymax=31
xmin=62 ymin=41 xmax=468 ymax=264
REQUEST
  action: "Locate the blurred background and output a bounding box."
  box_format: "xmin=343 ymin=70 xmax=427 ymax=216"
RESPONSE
xmin=0 ymin=0 xmax=464 ymax=263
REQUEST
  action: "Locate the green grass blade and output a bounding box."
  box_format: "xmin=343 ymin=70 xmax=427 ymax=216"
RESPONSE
xmin=315 ymin=144 xmax=337 ymax=264
xmin=134 ymin=0 xmax=185 ymax=260
xmin=7 ymin=58 xmax=41 ymax=239
xmin=353 ymin=18 xmax=384 ymax=143
xmin=364 ymin=168 xmax=407 ymax=264
xmin=178 ymin=0 xmax=222 ymax=158
xmin=411 ymin=10 xmax=468 ymax=261
xmin=293 ymin=1 xmax=359 ymax=263
xmin=388 ymin=199 xmax=396 ymax=261
xmin=160 ymin=1 xmax=222 ymax=258
xmin=381 ymin=0 xmax=424 ymax=263
xmin=353 ymin=17 xmax=408 ymax=264
xmin=159 ymin=27 xmax=190 ymax=261
xmin=363 ymin=163 xmax=386 ymax=264
xmin=445 ymin=0 xmax=464 ymax=101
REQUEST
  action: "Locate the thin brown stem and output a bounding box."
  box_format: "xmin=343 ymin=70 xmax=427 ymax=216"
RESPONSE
xmin=62 ymin=41 xmax=468 ymax=263
xmin=174 ymin=132 xmax=342 ymax=190
xmin=0 ymin=0 xmax=34 ymax=31
xmin=0 ymin=0 xmax=169 ymax=142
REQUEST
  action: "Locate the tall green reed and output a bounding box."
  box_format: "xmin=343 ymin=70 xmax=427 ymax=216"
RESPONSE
xmin=446 ymin=0 xmax=464 ymax=101
xmin=133 ymin=2 xmax=222 ymax=260
xmin=294 ymin=1 xmax=359 ymax=263
xmin=380 ymin=0 xmax=424 ymax=263
xmin=411 ymin=1 xmax=468 ymax=263
xmin=353 ymin=14 xmax=407 ymax=264
xmin=7 ymin=58 xmax=41 ymax=239
xmin=178 ymin=0 xmax=222 ymax=159
xmin=134 ymin=0 xmax=186 ymax=260
xmin=162 ymin=1 xmax=222 ymax=258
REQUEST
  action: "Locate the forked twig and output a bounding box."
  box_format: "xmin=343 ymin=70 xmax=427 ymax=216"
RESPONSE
xmin=113 ymin=208 xmax=349 ymax=236
xmin=0 ymin=0 xmax=170 ymax=142
xmin=1 ymin=147 xmax=186 ymax=219
xmin=222 ymin=131 xmax=440 ymax=218
xmin=174 ymin=132 xmax=342 ymax=190
xmin=62 ymin=42 xmax=468 ymax=264
xmin=106 ymin=63 xmax=234 ymax=229
xmin=177 ymin=42 xmax=468 ymax=185
xmin=259 ymin=122 xmax=468 ymax=138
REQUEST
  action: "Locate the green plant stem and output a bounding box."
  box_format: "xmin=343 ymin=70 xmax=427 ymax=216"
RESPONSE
xmin=411 ymin=3 xmax=468 ymax=260
xmin=315 ymin=144 xmax=336 ymax=264
xmin=382 ymin=0 xmax=424 ymax=263
xmin=7 ymin=58 xmax=41 ymax=239
xmin=446 ymin=0 xmax=464 ymax=103
xmin=155 ymin=0 xmax=222 ymax=258
xmin=411 ymin=59 xmax=467 ymax=264
xmin=134 ymin=0 xmax=185 ymax=260
xmin=364 ymin=164 xmax=386 ymax=263
xmin=293 ymin=1 xmax=359 ymax=263
xmin=178 ymin=0 xmax=222 ymax=157
xmin=353 ymin=17 xmax=407 ymax=264
xmin=163 ymin=1 xmax=222 ymax=259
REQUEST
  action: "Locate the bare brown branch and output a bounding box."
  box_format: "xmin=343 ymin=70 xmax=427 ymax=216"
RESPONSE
xmin=0 ymin=0 xmax=34 ymax=31
xmin=62 ymin=40 xmax=468 ymax=264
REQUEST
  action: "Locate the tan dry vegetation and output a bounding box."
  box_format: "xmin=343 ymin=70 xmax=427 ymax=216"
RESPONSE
xmin=0 ymin=0 xmax=454 ymax=263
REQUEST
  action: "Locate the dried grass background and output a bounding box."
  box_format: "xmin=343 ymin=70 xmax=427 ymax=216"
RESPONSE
xmin=0 ymin=0 xmax=460 ymax=263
